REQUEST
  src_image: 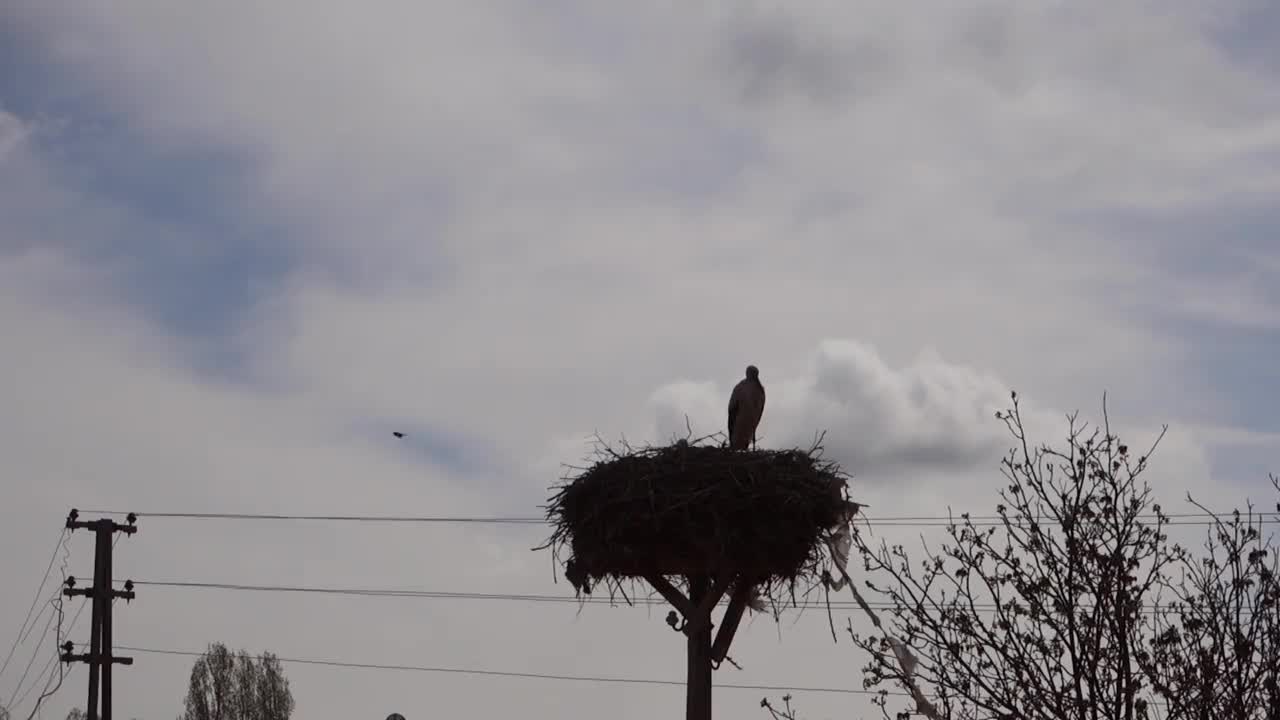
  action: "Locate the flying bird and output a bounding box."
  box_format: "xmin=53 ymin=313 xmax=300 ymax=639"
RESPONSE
xmin=392 ymin=431 xmax=406 ymax=439
xmin=727 ymin=364 xmax=765 ymax=450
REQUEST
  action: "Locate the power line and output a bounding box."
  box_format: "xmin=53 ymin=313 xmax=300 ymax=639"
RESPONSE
xmin=74 ymin=509 xmax=1274 ymax=527
xmin=125 ymin=580 xmax=893 ymax=609
xmin=0 ymin=530 xmax=68 ymax=683
xmin=4 ymin=595 xmax=60 ymax=710
xmin=14 ymin=598 xmax=87 ymax=717
xmin=13 ymin=534 xmax=79 ymax=720
xmin=111 ymin=645 xmax=901 ymax=697
xmin=13 ymin=653 xmax=61 ymax=712
xmin=121 ymin=579 xmax=1212 ymax=616
xmin=15 ymin=602 xmax=54 ymax=652
xmin=77 ymin=511 xmax=544 ymax=524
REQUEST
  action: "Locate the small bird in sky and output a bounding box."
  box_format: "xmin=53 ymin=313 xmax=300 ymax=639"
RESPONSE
xmin=392 ymin=431 xmax=406 ymax=439
xmin=727 ymin=364 xmax=766 ymax=450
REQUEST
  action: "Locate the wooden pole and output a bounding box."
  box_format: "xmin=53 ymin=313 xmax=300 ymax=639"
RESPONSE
xmin=100 ymin=522 xmax=114 ymax=720
xmin=685 ymin=575 xmax=712 ymax=720
xmin=710 ymin=583 xmax=751 ymax=664
xmin=85 ymin=525 xmax=106 ymax=720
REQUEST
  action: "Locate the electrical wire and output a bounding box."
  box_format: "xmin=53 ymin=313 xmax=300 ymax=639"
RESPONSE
xmin=14 ymin=604 xmax=53 ymax=652
xmin=4 ymin=597 xmax=60 ymax=710
xmin=11 ymin=652 xmax=60 ymax=711
xmin=124 ymin=578 xmax=1223 ymax=617
xmin=125 ymin=579 xmax=901 ymax=609
xmin=16 ymin=598 xmax=86 ymax=720
xmin=78 ymin=511 xmax=543 ymax=524
xmin=74 ymin=509 xmax=1275 ymax=527
xmin=0 ymin=530 xmax=68 ymax=683
xmin=11 ymin=536 xmax=80 ymax=720
xmin=111 ymin=645 xmax=904 ymax=697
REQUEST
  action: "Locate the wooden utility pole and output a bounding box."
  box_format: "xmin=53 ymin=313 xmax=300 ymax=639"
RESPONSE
xmin=60 ymin=510 xmax=137 ymax=720
xmin=685 ymin=576 xmax=712 ymax=720
xmin=646 ymin=572 xmax=753 ymax=720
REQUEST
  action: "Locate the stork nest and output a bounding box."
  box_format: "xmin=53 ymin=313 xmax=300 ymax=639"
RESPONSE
xmin=539 ymin=433 xmax=858 ymax=608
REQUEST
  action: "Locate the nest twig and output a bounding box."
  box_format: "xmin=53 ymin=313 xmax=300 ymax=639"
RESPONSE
xmin=536 ymin=431 xmax=859 ymax=615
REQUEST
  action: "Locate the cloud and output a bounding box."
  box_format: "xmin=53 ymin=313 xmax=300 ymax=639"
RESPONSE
xmin=718 ymin=5 xmax=893 ymax=105
xmin=650 ymin=340 xmax=1013 ymax=478
xmin=0 ymin=109 xmax=28 ymax=160
xmin=649 ymin=339 xmax=1217 ymax=525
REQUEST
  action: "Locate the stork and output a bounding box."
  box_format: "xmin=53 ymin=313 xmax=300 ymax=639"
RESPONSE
xmin=727 ymin=365 xmax=765 ymax=450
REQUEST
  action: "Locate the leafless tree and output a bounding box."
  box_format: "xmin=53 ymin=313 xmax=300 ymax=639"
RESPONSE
xmin=1142 ymin=475 xmax=1279 ymax=719
xmin=763 ymin=394 xmax=1280 ymax=720
xmin=849 ymin=393 xmax=1175 ymax=720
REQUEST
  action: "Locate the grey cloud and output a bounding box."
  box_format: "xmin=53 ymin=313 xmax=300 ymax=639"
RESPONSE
xmin=719 ymin=8 xmax=893 ymax=106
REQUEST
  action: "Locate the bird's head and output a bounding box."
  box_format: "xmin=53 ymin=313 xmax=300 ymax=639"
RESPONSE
xmin=745 ymin=365 xmax=760 ymax=380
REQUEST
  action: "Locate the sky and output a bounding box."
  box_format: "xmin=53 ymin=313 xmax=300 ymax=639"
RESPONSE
xmin=2 ymin=1 xmax=1279 ymax=718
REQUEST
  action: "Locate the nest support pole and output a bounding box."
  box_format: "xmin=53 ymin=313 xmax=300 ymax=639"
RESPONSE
xmin=686 ymin=575 xmax=714 ymax=720
xmin=643 ymin=573 xmax=750 ymax=720
xmin=710 ymin=583 xmax=752 ymax=665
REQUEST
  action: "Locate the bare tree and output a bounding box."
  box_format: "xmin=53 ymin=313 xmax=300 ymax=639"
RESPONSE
xmin=762 ymin=394 xmax=1280 ymax=720
xmin=1142 ymin=475 xmax=1280 ymax=719
xmin=848 ymin=394 xmax=1174 ymax=720
xmin=182 ymin=643 xmax=293 ymax=720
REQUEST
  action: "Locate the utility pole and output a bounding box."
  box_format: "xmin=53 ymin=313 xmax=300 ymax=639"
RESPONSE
xmin=650 ymin=572 xmax=751 ymax=720
xmin=60 ymin=509 xmax=137 ymax=720
xmin=684 ymin=575 xmax=712 ymax=720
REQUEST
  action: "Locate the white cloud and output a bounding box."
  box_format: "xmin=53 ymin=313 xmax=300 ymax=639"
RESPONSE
xmin=650 ymin=341 xmax=1013 ymax=477
xmin=647 ymin=340 xmax=1215 ymax=517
